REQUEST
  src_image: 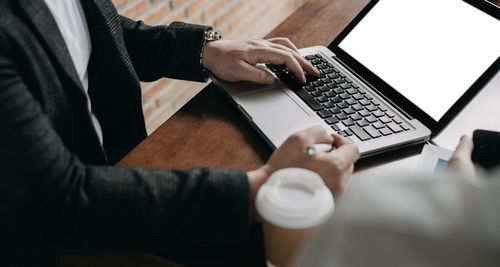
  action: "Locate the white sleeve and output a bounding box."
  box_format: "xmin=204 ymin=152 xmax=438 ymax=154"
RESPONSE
xmin=291 ymin=170 xmax=500 ymax=267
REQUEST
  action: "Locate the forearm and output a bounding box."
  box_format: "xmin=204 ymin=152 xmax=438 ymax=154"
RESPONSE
xmin=119 ymin=16 xmax=210 ymax=82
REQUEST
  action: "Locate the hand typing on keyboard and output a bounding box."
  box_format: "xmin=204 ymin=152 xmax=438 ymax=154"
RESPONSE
xmin=202 ymin=38 xmax=319 ymax=84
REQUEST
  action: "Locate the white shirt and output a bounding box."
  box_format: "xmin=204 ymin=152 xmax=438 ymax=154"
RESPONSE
xmin=292 ymin=169 xmax=500 ymax=267
xmin=44 ymin=0 xmax=104 ymax=145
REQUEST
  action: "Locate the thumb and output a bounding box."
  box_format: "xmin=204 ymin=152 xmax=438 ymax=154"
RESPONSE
xmin=239 ymin=63 xmax=276 ymax=84
xmin=452 ymin=135 xmax=474 ymax=160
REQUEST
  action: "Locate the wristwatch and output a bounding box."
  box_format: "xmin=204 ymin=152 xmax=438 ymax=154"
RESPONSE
xmin=200 ymin=28 xmax=222 ymax=79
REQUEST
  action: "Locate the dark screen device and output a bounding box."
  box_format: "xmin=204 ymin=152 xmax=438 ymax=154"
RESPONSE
xmin=472 ymin=129 xmax=500 ymax=170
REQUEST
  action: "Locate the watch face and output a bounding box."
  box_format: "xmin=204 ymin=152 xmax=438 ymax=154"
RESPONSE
xmin=205 ymin=29 xmax=222 ymax=41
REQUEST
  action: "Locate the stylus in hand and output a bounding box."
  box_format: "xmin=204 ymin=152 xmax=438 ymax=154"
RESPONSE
xmin=306 ymin=144 xmax=334 ymax=155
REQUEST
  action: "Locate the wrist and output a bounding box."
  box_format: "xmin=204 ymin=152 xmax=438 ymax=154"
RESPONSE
xmin=200 ymin=28 xmax=222 ymax=77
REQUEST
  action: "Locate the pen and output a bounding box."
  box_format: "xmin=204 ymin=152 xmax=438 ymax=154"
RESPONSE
xmin=306 ymin=143 xmax=334 ymax=155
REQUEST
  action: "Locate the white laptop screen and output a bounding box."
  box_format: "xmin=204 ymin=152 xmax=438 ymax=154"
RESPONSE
xmin=338 ymin=0 xmax=500 ymax=121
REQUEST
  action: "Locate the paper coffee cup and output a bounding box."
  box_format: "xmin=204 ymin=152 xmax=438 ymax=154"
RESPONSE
xmin=256 ymin=168 xmax=334 ymax=267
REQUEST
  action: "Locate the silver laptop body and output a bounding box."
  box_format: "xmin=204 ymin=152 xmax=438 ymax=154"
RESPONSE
xmin=212 ymin=0 xmax=500 ymax=158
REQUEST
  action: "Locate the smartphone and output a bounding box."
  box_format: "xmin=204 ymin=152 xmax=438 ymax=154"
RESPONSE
xmin=472 ymin=129 xmax=500 ymax=170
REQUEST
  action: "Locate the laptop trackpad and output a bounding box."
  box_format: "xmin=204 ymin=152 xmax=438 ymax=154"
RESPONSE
xmin=238 ymin=89 xmax=319 ymax=147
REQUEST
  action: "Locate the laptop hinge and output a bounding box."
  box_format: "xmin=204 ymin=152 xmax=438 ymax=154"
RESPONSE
xmin=332 ymin=56 xmax=414 ymax=121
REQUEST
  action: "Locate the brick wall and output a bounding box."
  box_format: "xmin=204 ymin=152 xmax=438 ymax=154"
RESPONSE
xmin=112 ymin=0 xmax=307 ymax=133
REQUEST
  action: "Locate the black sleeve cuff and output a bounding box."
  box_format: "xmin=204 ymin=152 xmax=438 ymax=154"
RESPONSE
xmin=164 ymin=22 xmax=212 ymax=82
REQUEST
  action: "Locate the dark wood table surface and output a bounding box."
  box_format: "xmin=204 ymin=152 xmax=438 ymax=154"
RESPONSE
xmin=61 ymin=0 xmax=500 ymax=265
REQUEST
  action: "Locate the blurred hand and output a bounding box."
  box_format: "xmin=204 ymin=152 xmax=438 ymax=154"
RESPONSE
xmin=447 ymin=135 xmax=475 ymax=176
xmin=202 ymin=38 xmax=319 ymax=84
xmin=247 ymin=126 xmax=360 ymax=208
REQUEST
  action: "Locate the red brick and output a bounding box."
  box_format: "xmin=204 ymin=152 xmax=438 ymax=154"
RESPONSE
xmin=170 ymin=0 xmax=187 ymax=10
xmin=144 ymin=4 xmax=170 ymax=25
xmin=122 ymin=0 xmax=149 ymax=18
xmin=112 ymin=0 xmax=129 ymax=8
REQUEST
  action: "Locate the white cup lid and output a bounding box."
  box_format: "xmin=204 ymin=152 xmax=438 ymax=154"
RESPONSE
xmin=255 ymin=168 xmax=334 ymax=229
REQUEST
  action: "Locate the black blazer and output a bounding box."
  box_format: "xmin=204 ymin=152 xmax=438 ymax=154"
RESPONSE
xmin=0 ymin=0 xmax=250 ymax=265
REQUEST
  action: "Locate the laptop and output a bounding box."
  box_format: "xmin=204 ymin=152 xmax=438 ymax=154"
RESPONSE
xmin=212 ymin=0 xmax=500 ymax=158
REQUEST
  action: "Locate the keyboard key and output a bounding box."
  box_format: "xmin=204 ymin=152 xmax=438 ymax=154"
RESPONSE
xmin=380 ymin=116 xmax=392 ymax=124
xmin=373 ymin=110 xmax=385 ymax=117
xmin=342 ymin=118 xmax=355 ymax=127
xmin=365 ymin=115 xmax=378 ymax=123
xmin=295 ymin=88 xmax=325 ymax=111
xmin=325 ymin=117 xmax=339 ymax=125
xmin=329 ymin=107 xmax=341 ymax=114
xmin=373 ymin=121 xmax=385 ymax=129
xmin=311 ymin=59 xmax=322 ymax=65
xmin=340 ymin=83 xmax=351 ymax=89
xmin=311 ymin=91 xmax=322 ymax=97
xmin=346 ymin=98 xmax=357 ymax=105
xmin=360 ymin=99 xmax=371 ymax=106
xmin=339 ymin=73 xmax=347 ymax=78
xmin=366 ymin=104 xmax=378 ymax=111
xmin=333 ymin=87 xmax=344 ymax=94
xmin=401 ymin=124 xmax=411 ymax=131
xmin=340 ymin=93 xmax=351 ymax=100
xmin=337 ymin=101 xmax=349 ymax=109
xmin=345 ymin=77 xmax=353 ymax=83
xmin=344 ymin=129 xmax=353 ymax=136
xmin=371 ymin=99 xmax=381 ymax=106
xmin=313 ymin=81 xmax=324 ymax=87
xmin=365 ymin=94 xmax=374 ymax=100
xmin=353 ymin=93 xmax=364 ymax=100
xmin=349 ymin=125 xmax=371 ymax=141
xmin=346 ymin=88 xmax=358 ymax=95
xmin=343 ymin=107 xmax=356 ymax=115
xmin=352 ymin=83 xmax=360 ymax=89
xmin=331 ymin=96 xmax=343 ymax=103
xmin=322 ymin=69 xmax=334 ymax=74
xmin=305 ymin=55 xmax=316 ymax=60
xmin=357 ymin=87 xmax=365 ymax=93
xmin=325 ymin=91 xmax=336 ymax=98
xmin=387 ymin=122 xmax=403 ymax=133
xmin=364 ymin=125 xmax=382 ymax=138
xmin=322 ymin=77 xmax=332 ymax=83
xmin=356 ymin=119 xmax=369 ymax=127
xmin=318 ymin=85 xmax=330 ymax=92
xmin=316 ymin=64 xmax=327 ymax=69
xmin=323 ymin=101 xmax=335 ymax=108
xmin=317 ymin=110 xmax=332 ymax=118
xmin=379 ymin=105 xmax=388 ymax=112
xmin=350 ymin=113 xmax=362 ymax=121
xmin=352 ymin=103 xmax=364 ymax=111
xmin=336 ymin=112 xmax=348 ymax=120
xmin=334 ymin=78 xmax=344 ymax=84
xmin=328 ymin=73 xmax=340 ymax=79
xmin=327 ymin=83 xmax=339 ymax=89
xmin=386 ymin=111 xmax=396 ymax=118
xmin=393 ymin=117 xmax=403 ymax=124
xmin=304 ymin=85 xmax=315 ymax=92
xmin=359 ymin=109 xmax=371 ymax=117
xmin=317 ymin=96 xmax=328 ymax=102
xmin=331 ymin=124 xmax=341 ymax=131
xmin=380 ymin=127 xmax=393 ymax=136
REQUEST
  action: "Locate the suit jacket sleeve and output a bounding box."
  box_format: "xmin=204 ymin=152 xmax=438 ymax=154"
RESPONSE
xmin=0 ymin=36 xmax=250 ymax=251
xmin=119 ymin=16 xmax=210 ymax=83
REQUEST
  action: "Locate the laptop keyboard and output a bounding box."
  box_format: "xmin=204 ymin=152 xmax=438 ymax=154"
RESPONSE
xmin=267 ymin=54 xmax=411 ymax=141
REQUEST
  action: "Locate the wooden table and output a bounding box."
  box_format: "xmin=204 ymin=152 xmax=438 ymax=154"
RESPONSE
xmin=61 ymin=0 xmax=500 ymax=265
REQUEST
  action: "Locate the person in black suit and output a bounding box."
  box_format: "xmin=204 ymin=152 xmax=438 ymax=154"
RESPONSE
xmin=0 ymin=0 xmax=359 ymax=266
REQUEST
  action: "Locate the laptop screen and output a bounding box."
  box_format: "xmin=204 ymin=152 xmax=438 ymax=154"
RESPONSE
xmin=338 ymin=0 xmax=500 ymax=121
